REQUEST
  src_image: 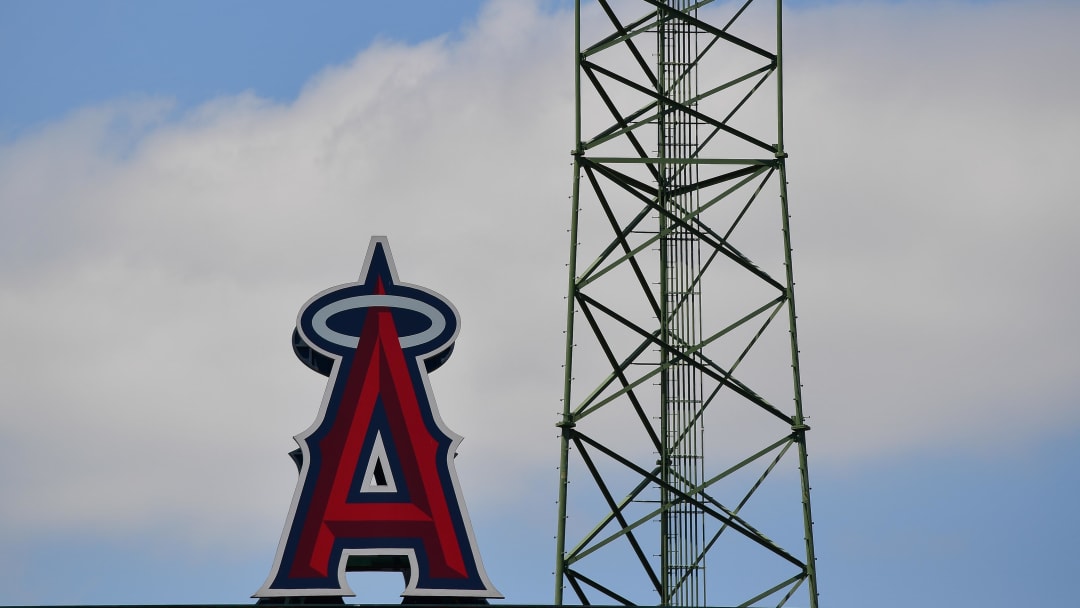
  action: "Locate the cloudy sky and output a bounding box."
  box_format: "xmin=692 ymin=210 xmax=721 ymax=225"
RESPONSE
xmin=1 ymin=0 xmax=1078 ymax=606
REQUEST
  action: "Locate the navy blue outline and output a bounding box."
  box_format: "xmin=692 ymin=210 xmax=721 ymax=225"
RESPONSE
xmin=346 ymin=398 xmax=409 ymax=503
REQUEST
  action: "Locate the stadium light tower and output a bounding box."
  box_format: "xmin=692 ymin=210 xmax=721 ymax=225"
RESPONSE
xmin=554 ymin=1 xmax=819 ymax=606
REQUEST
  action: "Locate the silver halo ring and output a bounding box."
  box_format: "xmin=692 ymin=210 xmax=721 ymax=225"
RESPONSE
xmin=311 ymin=295 xmax=447 ymax=350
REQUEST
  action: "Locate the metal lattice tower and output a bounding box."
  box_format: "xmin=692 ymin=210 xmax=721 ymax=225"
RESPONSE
xmin=555 ymin=1 xmax=818 ymax=607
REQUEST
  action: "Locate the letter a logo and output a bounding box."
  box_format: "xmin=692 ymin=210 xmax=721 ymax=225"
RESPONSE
xmin=256 ymin=237 xmax=500 ymax=601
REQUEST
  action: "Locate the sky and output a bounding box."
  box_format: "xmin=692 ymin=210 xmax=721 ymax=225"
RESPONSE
xmin=1 ymin=0 xmax=1078 ymax=606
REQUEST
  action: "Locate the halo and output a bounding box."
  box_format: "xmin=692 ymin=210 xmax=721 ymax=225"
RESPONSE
xmin=310 ymin=294 xmax=447 ymax=350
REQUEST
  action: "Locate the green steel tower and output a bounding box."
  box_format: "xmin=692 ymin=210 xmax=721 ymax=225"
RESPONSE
xmin=555 ymin=1 xmax=819 ymax=606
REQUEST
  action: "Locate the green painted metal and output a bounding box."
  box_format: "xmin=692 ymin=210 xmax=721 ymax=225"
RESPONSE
xmin=555 ymin=1 xmax=819 ymax=606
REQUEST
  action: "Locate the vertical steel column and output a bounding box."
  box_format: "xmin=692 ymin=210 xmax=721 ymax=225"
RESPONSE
xmin=554 ymin=1 xmax=583 ymax=604
xmin=775 ymin=1 xmax=819 ymax=604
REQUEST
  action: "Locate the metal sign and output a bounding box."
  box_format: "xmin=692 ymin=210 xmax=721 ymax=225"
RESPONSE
xmin=255 ymin=237 xmax=500 ymax=601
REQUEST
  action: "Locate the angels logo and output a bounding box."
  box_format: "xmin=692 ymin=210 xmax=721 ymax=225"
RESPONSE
xmin=255 ymin=237 xmax=500 ymax=601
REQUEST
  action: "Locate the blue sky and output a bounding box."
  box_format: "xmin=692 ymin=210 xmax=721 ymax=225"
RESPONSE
xmin=0 ymin=0 xmax=501 ymax=138
xmin=1 ymin=1 xmax=1078 ymax=607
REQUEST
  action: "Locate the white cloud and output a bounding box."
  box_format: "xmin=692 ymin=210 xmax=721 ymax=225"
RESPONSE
xmin=0 ymin=0 xmax=1077 ymax=553
xmin=784 ymin=0 xmax=1080 ymax=461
